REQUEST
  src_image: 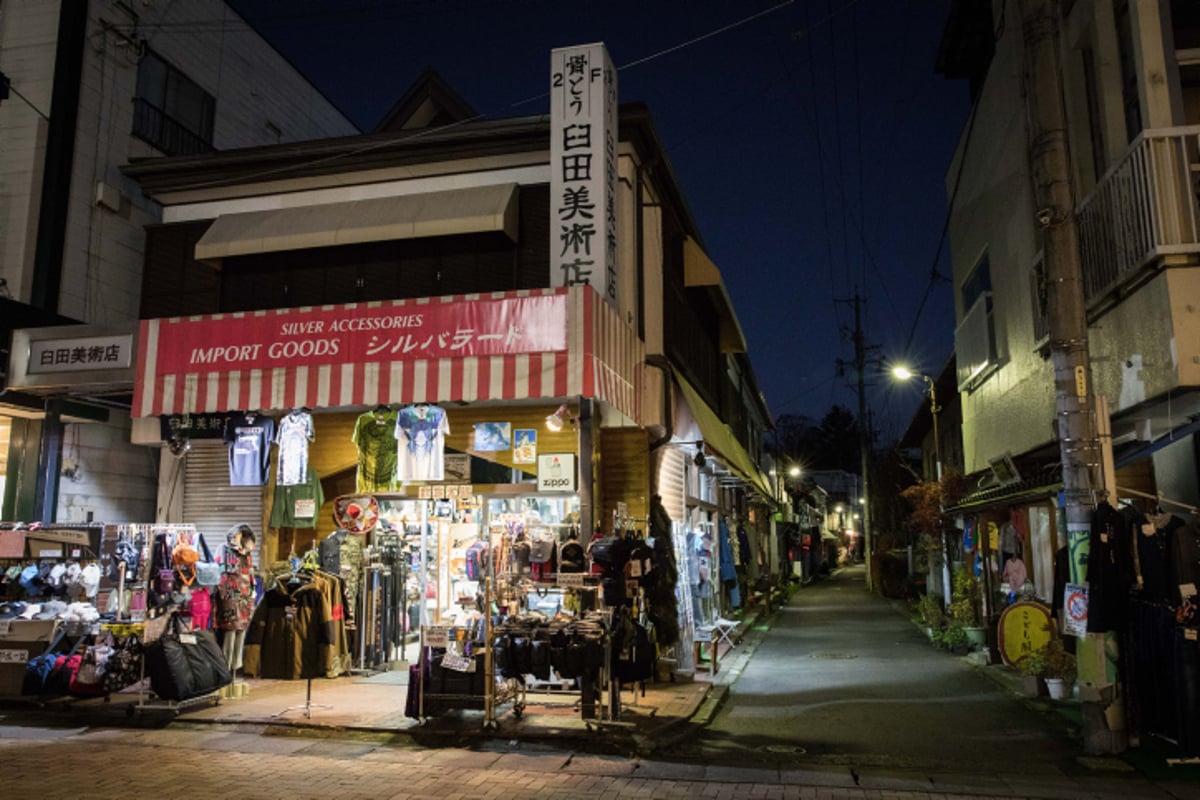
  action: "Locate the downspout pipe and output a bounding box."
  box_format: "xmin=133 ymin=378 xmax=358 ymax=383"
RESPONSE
xmin=31 ymin=0 xmax=89 ymax=313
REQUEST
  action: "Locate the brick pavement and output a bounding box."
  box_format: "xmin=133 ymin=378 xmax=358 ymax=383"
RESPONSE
xmin=0 ymin=720 xmax=1195 ymax=800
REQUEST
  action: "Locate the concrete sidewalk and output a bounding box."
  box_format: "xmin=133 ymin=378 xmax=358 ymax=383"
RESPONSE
xmin=0 ymin=601 xmax=776 ymax=749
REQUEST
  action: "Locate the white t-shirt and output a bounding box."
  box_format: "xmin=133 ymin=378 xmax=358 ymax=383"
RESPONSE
xmin=394 ymin=404 xmax=449 ymax=481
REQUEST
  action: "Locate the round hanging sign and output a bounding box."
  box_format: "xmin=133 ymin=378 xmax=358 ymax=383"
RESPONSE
xmin=332 ymin=495 xmax=380 ymax=534
xmin=997 ymin=600 xmax=1054 ymax=668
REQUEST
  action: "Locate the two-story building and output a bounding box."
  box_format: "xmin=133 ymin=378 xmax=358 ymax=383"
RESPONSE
xmin=938 ymin=0 xmax=1200 ymax=754
xmin=122 ymin=53 xmax=778 ymax=683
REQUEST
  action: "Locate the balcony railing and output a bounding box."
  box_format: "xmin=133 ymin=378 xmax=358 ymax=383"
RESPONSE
xmin=1076 ymin=126 xmax=1200 ymax=304
xmin=132 ymin=98 xmax=213 ymax=157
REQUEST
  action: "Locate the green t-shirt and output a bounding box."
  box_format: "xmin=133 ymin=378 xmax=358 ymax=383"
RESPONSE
xmin=353 ymin=409 xmax=398 ymax=492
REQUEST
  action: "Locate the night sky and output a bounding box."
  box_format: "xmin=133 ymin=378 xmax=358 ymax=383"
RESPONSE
xmin=221 ymin=0 xmax=970 ymax=442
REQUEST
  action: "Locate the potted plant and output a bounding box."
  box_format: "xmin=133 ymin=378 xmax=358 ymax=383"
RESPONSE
xmin=914 ymin=594 xmax=944 ymax=639
xmin=948 ymin=568 xmax=987 ymax=649
xmin=1035 ymin=640 xmax=1076 ymax=700
xmin=1016 ymin=648 xmax=1048 ymax=697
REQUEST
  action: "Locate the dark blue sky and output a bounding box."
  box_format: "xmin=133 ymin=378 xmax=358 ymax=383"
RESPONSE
xmin=227 ymin=0 xmax=970 ymax=442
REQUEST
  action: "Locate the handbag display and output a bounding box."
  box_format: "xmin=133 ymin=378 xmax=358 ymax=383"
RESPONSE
xmin=143 ymin=613 xmax=231 ymax=701
xmin=194 ymin=534 xmax=221 ymax=587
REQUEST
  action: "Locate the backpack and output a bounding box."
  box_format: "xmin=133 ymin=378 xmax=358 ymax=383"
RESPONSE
xmin=465 ymin=541 xmax=488 ymax=580
xmin=559 ymin=541 xmax=585 ymax=573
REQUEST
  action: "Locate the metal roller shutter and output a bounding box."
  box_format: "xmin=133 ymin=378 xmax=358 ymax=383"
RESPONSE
xmin=655 ymin=447 xmax=686 ymax=527
xmin=182 ymin=442 xmax=264 ymax=540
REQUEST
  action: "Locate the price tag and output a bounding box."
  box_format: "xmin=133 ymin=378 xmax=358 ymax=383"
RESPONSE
xmin=0 ymin=619 xmax=10 ymax=637
xmin=442 ymin=653 xmax=476 ymax=673
xmin=179 ymin=633 xmax=197 ymax=645
xmin=71 ymin=549 xmax=82 ymax=558
xmin=423 ymin=625 xmax=449 ymax=648
xmin=1187 ymin=629 xmax=1198 ymax=641
xmin=1181 ymin=583 xmax=1198 ymax=599
xmin=0 ymin=649 xmax=29 ymax=664
xmin=628 ymin=560 xmax=643 ymax=578
xmin=557 ymin=572 xmax=586 ymax=589
xmin=39 ymin=549 xmax=61 ymax=558
xmin=294 ymin=499 xmax=316 ymax=519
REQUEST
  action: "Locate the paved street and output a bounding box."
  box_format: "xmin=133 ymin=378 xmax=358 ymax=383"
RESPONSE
xmin=1 ymin=567 xmax=1199 ymax=798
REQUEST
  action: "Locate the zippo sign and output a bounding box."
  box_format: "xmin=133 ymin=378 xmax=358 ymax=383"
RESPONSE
xmin=537 ymin=453 xmax=577 ymax=492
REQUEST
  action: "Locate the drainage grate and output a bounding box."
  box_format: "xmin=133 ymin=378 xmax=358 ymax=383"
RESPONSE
xmin=761 ymin=744 xmax=807 ymax=754
xmin=808 ymin=652 xmax=858 ymax=660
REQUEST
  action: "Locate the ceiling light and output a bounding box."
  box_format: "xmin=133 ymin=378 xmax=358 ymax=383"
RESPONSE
xmin=693 ymin=443 xmax=707 ymax=468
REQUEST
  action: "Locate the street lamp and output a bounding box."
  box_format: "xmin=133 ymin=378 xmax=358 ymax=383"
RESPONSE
xmin=893 ymin=364 xmax=949 ymax=604
xmin=892 ymin=366 xmax=942 ymax=480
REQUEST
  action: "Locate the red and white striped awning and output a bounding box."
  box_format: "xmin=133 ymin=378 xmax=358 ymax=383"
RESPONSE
xmin=133 ymin=286 xmax=642 ymax=423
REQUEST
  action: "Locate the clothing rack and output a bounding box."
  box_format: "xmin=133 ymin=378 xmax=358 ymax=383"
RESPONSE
xmin=1114 ymin=485 xmax=1200 ymax=515
xmin=274 ymin=677 xmax=330 ymax=719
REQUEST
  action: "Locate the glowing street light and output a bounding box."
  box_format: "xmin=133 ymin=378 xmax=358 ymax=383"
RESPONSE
xmin=892 ymin=365 xmax=941 ymax=479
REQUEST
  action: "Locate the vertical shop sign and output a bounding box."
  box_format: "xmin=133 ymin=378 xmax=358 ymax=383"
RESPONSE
xmin=550 ymin=43 xmax=618 ymax=307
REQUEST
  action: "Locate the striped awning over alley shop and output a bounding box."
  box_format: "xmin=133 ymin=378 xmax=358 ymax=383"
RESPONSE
xmin=133 ymin=286 xmax=642 ymax=422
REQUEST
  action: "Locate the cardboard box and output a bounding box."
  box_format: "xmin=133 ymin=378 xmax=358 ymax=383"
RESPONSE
xmin=27 ymin=538 xmax=64 ymax=558
xmin=0 ymin=619 xmax=60 ymax=696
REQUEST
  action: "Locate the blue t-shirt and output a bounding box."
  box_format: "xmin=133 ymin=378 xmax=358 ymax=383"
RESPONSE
xmin=224 ymin=412 xmax=275 ymax=486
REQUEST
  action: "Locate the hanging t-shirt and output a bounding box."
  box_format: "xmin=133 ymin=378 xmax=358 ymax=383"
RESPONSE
xmin=395 ymin=404 xmax=449 ymax=482
xmin=275 ymin=409 xmax=315 ymax=486
xmin=223 ymin=412 xmax=275 ymax=486
xmin=352 ymin=408 xmax=398 ymax=492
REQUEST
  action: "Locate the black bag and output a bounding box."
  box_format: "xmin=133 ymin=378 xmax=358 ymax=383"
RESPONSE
xmin=102 ymin=636 xmax=143 ymax=693
xmin=529 ymin=639 xmax=551 ymax=680
xmin=601 ymin=574 xmax=627 ymax=606
xmin=143 ymin=614 xmax=232 ymax=701
xmin=589 ymin=536 xmax=631 ymax=572
xmin=559 ymin=541 xmax=585 ymax=573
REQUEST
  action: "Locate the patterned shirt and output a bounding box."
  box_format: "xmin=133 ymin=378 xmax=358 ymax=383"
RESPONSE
xmin=275 ymin=410 xmax=314 ymax=486
xmin=352 ymin=409 xmax=398 ymax=492
xmin=395 ymin=404 xmax=449 ymax=482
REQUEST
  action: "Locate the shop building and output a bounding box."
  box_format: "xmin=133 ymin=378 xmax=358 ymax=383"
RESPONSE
xmin=935 ymin=1 xmax=1200 ymax=756
xmin=108 ymin=55 xmax=777 ymax=717
xmin=0 ymin=0 xmax=356 ymax=523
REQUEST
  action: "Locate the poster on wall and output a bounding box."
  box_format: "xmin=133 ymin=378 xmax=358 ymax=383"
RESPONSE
xmin=443 ymin=453 xmax=471 ymax=482
xmin=513 ymin=429 xmax=537 ymax=464
xmin=473 ymin=422 xmax=511 ymax=452
xmin=537 ymin=453 xmax=576 ymax=492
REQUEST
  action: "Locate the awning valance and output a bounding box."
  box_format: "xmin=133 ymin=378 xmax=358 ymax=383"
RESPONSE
xmin=133 ymin=286 xmax=642 ymax=423
xmin=194 ymin=183 xmax=519 ymax=263
xmin=674 ymin=374 xmax=772 ymax=500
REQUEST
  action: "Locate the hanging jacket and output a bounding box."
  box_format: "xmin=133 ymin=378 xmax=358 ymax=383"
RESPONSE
xmin=242 ymin=576 xmax=334 ymax=679
xmin=718 ymin=519 xmax=737 ymax=582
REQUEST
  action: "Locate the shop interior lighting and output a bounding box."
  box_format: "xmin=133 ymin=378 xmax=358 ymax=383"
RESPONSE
xmin=545 ymin=404 xmax=576 ymax=432
xmin=693 ymin=442 xmax=707 ymax=468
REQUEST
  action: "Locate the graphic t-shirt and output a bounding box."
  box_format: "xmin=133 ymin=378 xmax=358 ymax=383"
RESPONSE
xmin=275 ymin=409 xmax=315 ymax=486
xmin=223 ymin=412 xmax=275 ymax=486
xmin=395 ymin=404 xmax=449 ymax=481
xmin=352 ymin=409 xmax=399 ymax=492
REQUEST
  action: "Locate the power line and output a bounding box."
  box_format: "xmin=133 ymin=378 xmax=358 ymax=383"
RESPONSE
xmin=511 ymin=0 xmax=797 ymax=108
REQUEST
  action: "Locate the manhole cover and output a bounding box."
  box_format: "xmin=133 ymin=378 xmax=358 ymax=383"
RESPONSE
xmin=808 ymin=652 xmax=858 ymax=660
xmin=761 ymin=744 xmax=807 ymax=754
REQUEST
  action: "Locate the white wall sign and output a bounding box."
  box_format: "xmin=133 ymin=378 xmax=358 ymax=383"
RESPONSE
xmin=537 ymin=453 xmax=577 ymax=492
xmin=28 ymin=334 xmax=133 ymax=374
xmin=550 ymin=42 xmax=618 ymax=306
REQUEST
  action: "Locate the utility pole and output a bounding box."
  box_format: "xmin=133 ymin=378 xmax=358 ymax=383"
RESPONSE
xmin=852 ymin=292 xmax=873 ymax=591
xmin=1019 ymin=0 xmax=1114 ymax=753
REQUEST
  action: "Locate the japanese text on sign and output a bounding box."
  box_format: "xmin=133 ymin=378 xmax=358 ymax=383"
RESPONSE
xmin=550 ymin=43 xmax=618 ymax=307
